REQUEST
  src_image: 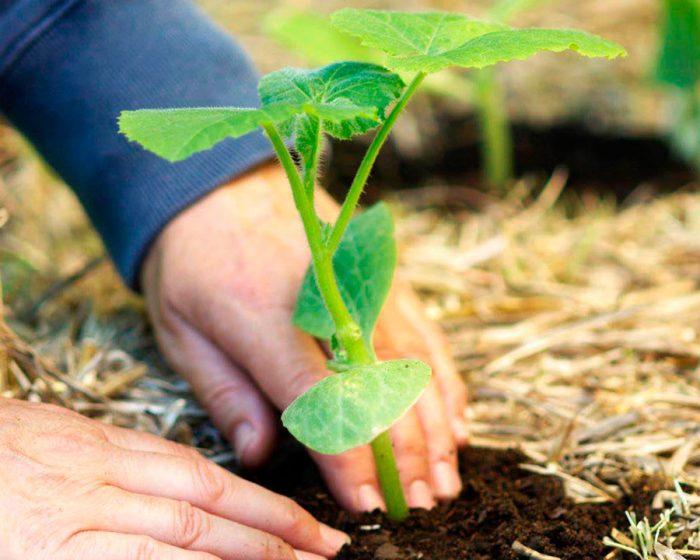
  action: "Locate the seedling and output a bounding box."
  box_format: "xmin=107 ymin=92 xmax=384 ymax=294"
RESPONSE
xmin=655 ymin=0 xmax=700 ymax=171
xmin=119 ymin=8 xmax=624 ymax=520
xmin=473 ymin=0 xmax=560 ymax=189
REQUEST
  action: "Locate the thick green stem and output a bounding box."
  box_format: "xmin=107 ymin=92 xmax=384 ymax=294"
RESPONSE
xmin=371 ymin=431 xmax=408 ymax=520
xmin=302 ymin=117 xmax=323 ymax=204
xmin=263 ymin=123 xmax=325 ymax=257
xmin=263 ymin=116 xmax=412 ymax=520
xmin=263 ymin=123 xmax=370 ymax=362
xmin=474 ymin=67 xmax=513 ymax=191
xmin=327 ymin=72 xmax=426 ymax=255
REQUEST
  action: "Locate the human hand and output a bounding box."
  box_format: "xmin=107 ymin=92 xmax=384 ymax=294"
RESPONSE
xmin=0 ymin=398 xmax=349 ymax=560
xmin=142 ymin=163 xmax=469 ymax=512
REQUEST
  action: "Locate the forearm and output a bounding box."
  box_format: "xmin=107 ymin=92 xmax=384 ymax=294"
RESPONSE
xmin=0 ymin=0 xmax=274 ymax=289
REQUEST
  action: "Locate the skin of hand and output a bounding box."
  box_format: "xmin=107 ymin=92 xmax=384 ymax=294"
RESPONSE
xmin=0 ymin=398 xmax=349 ymax=560
xmin=142 ymin=162 xmax=469 ymax=512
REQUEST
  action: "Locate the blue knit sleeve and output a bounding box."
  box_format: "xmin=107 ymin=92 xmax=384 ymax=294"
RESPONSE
xmin=0 ymin=0 xmax=275 ymax=289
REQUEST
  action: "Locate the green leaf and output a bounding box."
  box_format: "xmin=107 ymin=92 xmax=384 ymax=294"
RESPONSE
xmin=118 ymin=98 xmax=379 ymax=162
xmin=332 ymin=9 xmax=626 ymax=74
xmin=282 ymin=359 xmax=431 ymax=454
xmin=293 ymin=202 xmax=396 ymax=346
xmin=259 ymin=62 xmax=405 ymax=140
xmin=118 ymin=105 xmax=294 ymax=162
xmin=265 ymin=8 xmax=377 ymax=66
xmin=656 ymin=0 xmax=700 ymax=89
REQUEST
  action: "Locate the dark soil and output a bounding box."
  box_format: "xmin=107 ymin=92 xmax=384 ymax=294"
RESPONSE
xmin=245 ymin=443 xmax=658 ymax=560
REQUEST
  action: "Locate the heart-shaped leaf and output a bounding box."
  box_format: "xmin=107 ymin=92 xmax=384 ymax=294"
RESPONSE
xmin=293 ymin=202 xmax=396 ymax=347
xmin=282 ymin=359 xmax=431 ymax=454
xmin=332 ymin=9 xmax=626 ymax=74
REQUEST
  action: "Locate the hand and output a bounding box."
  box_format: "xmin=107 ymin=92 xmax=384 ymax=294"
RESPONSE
xmin=0 ymin=398 xmax=349 ymax=560
xmin=142 ymin=163 xmax=469 ymax=512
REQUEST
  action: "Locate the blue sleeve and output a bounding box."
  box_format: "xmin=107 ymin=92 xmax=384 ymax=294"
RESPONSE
xmin=0 ymin=0 xmax=275 ymax=289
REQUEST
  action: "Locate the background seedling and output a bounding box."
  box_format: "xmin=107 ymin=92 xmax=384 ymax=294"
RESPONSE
xmin=119 ymin=8 xmax=624 ymax=520
xmin=655 ymin=0 xmax=700 ymax=172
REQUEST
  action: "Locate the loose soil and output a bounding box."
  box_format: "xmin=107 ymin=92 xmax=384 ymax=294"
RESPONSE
xmin=245 ymin=443 xmax=658 ymax=560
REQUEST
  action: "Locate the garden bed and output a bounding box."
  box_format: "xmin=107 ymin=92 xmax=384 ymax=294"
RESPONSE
xmin=247 ymin=443 xmax=658 ymax=560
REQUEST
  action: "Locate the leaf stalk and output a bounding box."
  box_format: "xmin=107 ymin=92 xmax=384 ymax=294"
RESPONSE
xmin=327 ymin=72 xmax=426 ymax=255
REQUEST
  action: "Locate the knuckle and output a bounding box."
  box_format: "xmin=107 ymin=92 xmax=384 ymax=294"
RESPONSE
xmin=190 ymin=460 xmax=227 ymax=504
xmin=202 ymin=380 xmax=247 ymax=415
xmin=259 ymin=535 xmax=293 ymax=560
xmin=172 ymin=501 xmax=208 ymax=549
xmin=278 ymin=499 xmax=311 ymax=536
xmin=129 ymin=536 xmax=160 ymax=560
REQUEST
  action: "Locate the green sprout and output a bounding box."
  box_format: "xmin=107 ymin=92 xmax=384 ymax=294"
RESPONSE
xmin=603 ymin=480 xmax=694 ymax=559
xmin=118 ymin=8 xmax=625 ymax=520
xmin=655 ymin=0 xmax=700 ymax=172
xmin=473 ymin=0 xmax=560 ymax=190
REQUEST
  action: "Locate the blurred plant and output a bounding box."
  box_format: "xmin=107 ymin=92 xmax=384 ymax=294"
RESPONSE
xmin=655 ymin=0 xmax=700 ymax=171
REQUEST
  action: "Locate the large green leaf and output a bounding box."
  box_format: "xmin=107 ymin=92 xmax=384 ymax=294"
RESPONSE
xmin=119 ymin=98 xmax=378 ymax=162
xmin=119 ymin=105 xmax=291 ymax=162
xmin=282 ymin=359 xmax=431 ymax=454
xmin=332 ymin=9 xmax=626 ymax=74
xmin=293 ymin=203 xmax=396 ymax=346
xmin=656 ymin=0 xmax=700 ymax=89
xmin=259 ymin=62 xmax=405 ymax=140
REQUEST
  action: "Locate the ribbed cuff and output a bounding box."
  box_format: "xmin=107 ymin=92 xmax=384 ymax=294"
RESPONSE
xmin=0 ymin=0 xmax=275 ymax=289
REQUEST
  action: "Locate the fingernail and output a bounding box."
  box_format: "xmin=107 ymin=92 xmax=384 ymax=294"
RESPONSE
xmin=452 ymin=417 xmax=470 ymax=444
xmin=432 ymin=461 xmax=462 ymax=498
xmin=319 ymin=523 xmax=351 ymax=552
xmin=233 ymin=422 xmax=255 ymax=461
xmin=409 ymin=479 xmax=436 ymax=510
xmin=357 ymin=484 xmax=384 ymax=512
xmin=294 ymin=550 xmax=326 ymax=560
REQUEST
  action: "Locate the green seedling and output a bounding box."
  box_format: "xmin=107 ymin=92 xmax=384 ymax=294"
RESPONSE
xmin=119 ymin=8 xmax=624 ymax=520
xmin=655 ymin=0 xmax=700 ymax=171
xmin=473 ymin=0 xmax=560 ymax=190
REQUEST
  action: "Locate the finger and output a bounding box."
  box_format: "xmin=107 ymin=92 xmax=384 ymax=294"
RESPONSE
xmin=205 ymin=306 xmax=387 ymax=513
xmin=415 ymin=379 xmax=462 ymax=500
xmin=385 ymin=285 xmax=469 ymax=445
xmin=88 ymin=487 xmax=309 ymax=560
xmin=388 ymin=410 xmax=434 ymax=510
xmin=310 ymin=446 xmax=385 ymax=513
xmin=62 ymin=531 xmax=220 ymax=560
xmin=104 ymin=449 xmax=349 ymax=557
xmin=103 ymin=424 xmax=203 ymax=461
xmin=156 ymin=310 xmax=278 ymax=468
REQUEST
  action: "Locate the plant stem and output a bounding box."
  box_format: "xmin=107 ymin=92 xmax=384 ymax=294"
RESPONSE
xmin=474 ymin=67 xmax=513 ymax=191
xmin=263 ymin=123 xmax=371 ymax=364
xmin=371 ymin=431 xmax=409 ymax=520
xmin=327 ymin=72 xmax=426 ymax=255
xmin=263 ymin=121 xmax=411 ymax=520
xmin=302 ymin=117 xmax=323 ymax=204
